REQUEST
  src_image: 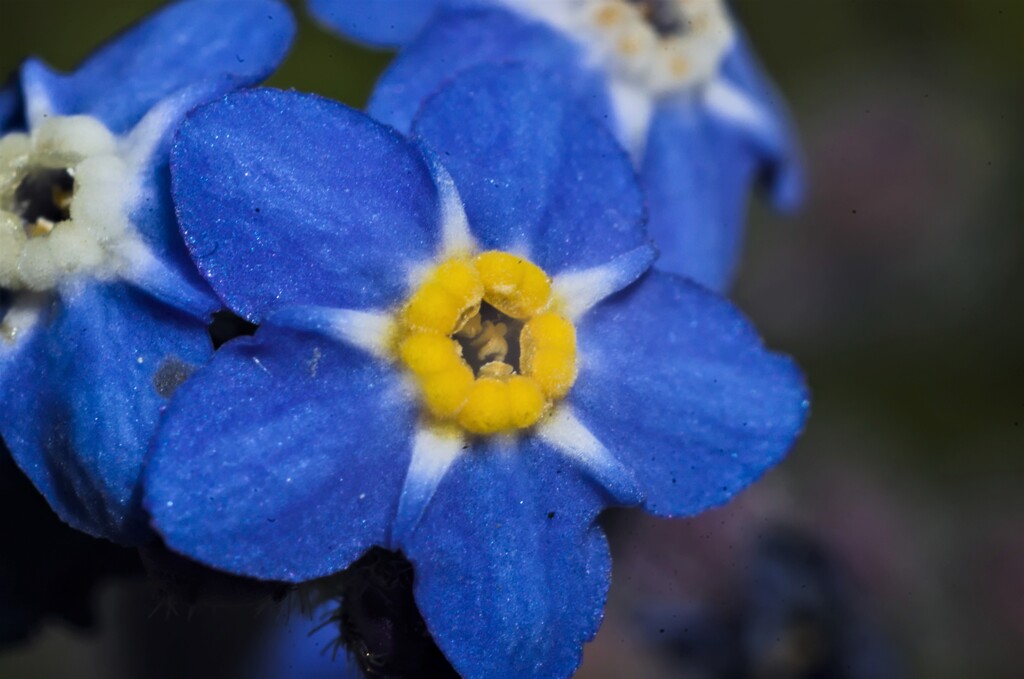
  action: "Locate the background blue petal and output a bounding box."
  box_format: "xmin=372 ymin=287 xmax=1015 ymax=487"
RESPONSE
xmin=642 ymin=101 xmax=758 ymax=292
xmin=403 ymin=437 xmax=612 ymax=679
xmin=16 ymin=59 xmax=63 ymax=127
xmin=0 ymin=443 xmax=139 ymax=646
xmin=719 ymin=29 xmax=805 ymax=212
xmin=246 ymin=604 xmax=359 ymax=679
xmin=369 ymin=7 xmax=608 ymax=135
xmin=171 ymin=88 xmax=441 ymax=322
xmin=20 ymin=0 xmax=295 ymax=135
xmin=413 ymin=65 xmax=646 ymax=274
xmin=308 ymin=0 xmax=441 ymax=49
xmin=0 ymin=78 xmax=24 ymax=132
xmin=0 ymin=281 xmax=212 ymax=544
xmin=145 ymin=323 xmax=417 ymax=582
xmin=570 ymin=271 xmax=808 ymax=516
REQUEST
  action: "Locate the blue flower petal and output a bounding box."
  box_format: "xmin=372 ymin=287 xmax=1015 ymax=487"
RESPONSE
xmin=570 ymin=271 xmax=808 ymax=516
xmin=404 ymin=437 xmax=611 ymax=679
xmin=17 ymin=59 xmax=64 ymax=128
xmin=0 ymin=78 xmax=23 ymax=131
xmin=718 ymin=30 xmax=805 ymax=211
xmin=308 ymin=0 xmax=441 ymax=48
xmin=641 ymin=101 xmax=757 ymax=291
xmin=145 ymin=324 xmax=418 ymax=581
xmin=171 ymin=88 xmax=441 ymax=322
xmin=370 ymin=7 xmax=608 ymax=135
xmin=122 ymin=83 xmax=232 ymax=319
xmin=0 ymin=281 xmax=212 ymax=543
xmin=413 ymin=65 xmax=646 ymax=274
xmin=23 ymin=0 xmax=295 ymax=134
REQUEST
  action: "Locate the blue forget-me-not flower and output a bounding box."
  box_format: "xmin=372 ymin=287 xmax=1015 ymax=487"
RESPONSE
xmin=144 ymin=64 xmax=807 ymax=678
xmin=0 ymin=0 xmax=295 ymax=543
xmin=309 ymin=0 xmax=804 ymax=291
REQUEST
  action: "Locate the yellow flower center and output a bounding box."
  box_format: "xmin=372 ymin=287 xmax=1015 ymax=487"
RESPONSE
xmin=398 ymin=251 xmax=577 ymax=435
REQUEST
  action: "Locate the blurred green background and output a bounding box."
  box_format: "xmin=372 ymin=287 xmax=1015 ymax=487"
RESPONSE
xmin=1 ymin=1 xmax=1022 ymax=677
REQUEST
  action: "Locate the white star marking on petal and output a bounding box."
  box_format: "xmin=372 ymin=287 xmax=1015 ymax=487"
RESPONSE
xmin=392 ymin=426 xmax=465 ymax=545
xmin=552 ymin=244 xmax=656 ymax=320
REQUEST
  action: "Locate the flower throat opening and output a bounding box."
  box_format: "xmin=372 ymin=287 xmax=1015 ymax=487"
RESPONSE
xmin=398 ymin=251 xmax=578 ymax=436
xmin=625 ymin=0 xmax=686 ymax=37
xmin=583 ymin=0 xmax=734 ymax=94
xmin=0 ymin=116 xmax=133 ymax=294
xmin=14 ymin=167 xmax=75 ymax=238
xmin=454 ymin=301 xmax=523 ymax=379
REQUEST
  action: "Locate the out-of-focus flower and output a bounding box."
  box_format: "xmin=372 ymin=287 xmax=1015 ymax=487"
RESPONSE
xmin=0 ymin=82 xmax=23 ymax=131
xmin=0 ymin=0 xmax=295 ymax=543
xmin=309 ymin=0 xmax=803 ymax=291
xmin=248 ymin=604 xmax=364 ymax=679
xmin=637 ymin=529 xmax=900 ymax=679
xmin=145 ymin=65 xmax=806 ymax=678
xmin=0 ymin=443 xmax=139 ymax=645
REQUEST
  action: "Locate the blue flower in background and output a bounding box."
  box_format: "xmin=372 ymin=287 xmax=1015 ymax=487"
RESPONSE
xmin=0 ymin=0 xmax=295 ymax=543
xmin=309 ymin=0 xmax=804 ymax=292
xmin=246 ymin=603 xmax=362 ymax=679
xmin=0 ymin=443 xmax=138 ymax=645
xmin=0 ymin=82 xmax=24 ymax=132
xmin=643 ymin=530 xmax=902 ymax=678
xmin=145 ymin=65 xmax=807 ymax=678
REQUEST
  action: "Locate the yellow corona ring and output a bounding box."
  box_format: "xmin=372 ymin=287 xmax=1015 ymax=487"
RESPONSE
xmin=398 ymin=251 xmax=577 ymax=435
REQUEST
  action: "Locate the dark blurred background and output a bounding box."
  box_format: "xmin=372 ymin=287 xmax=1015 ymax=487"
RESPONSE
xmin=1 ymin=1 xmax=1022 ymax=677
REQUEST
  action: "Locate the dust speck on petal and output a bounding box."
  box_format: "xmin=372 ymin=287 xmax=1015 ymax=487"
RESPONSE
xmin=153 ymin=356 xmax=198 ymax=398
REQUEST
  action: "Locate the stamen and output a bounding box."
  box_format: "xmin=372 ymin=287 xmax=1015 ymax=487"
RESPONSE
xmin=454 ymin=302 xmax=522 ymax=377
xmin=479 ymin=361 xmax=514 ymax=379
xmin=469 ymin=320 xmax=509 ymax=365
xmin=13 ymin=167 xmax=75 ymax=238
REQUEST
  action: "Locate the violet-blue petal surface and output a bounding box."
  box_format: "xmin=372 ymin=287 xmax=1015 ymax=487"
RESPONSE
xmin=126 ymin=83 xmax=229 ymax=319
xmin=719 ymin=30 xmax=805 ymax=211
xmin=404 ymin=438 xmax=611 ymax=679
xmin=642 ymin=102 xmax=757 ymax=291
xmin=370 ymin=7 xmax=608 ymax=135
xmin=413 ymin=65 xmax=645 ymax=274
xmin=28 ymin=0 xmax=295 ymax=134
xmin=308 ymin=0 xmax=440 ymax=48
xmin=15 ymin=59 xmax=59 ymax=127
xmin=146 ymin=324 xmax=417 ymax=581
xmin=171 ymin=88 xmax=440 ymax=322
xmin=128 ymin=156 xmax=222 ymax=318
xmin=0 ymin=282 xmax=212 ymax=543
xmin=570 ymin=272 xmax=808 ymax=516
